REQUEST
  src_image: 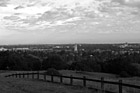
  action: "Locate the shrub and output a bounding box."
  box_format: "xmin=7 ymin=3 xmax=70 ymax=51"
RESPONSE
xmin=42 ymin=54 xmax=67 ymax=70
xmin=44 ymin=68 xmax=62 ymax=76
xmin=104 ymin=57 xmax=138 ymax=76
xmin=120 ymin=71 xmax=130 ymax=77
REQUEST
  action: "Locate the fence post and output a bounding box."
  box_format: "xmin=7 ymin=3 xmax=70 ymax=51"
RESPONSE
xmin=11 ymin=74 xmax=13 ymax=77
xmin=119 ymin=80 xmax=122 ymax=93
xmin=70 ymin=75 xmax=73 ymax=85
xmin=101 ymin=77 xmax=105 ymax=93
xmin=9 ymin=75 xmax=11 ymax=77
xmin=7 ymin=75 xmax=9 ymax=78
xmin=23 ymin=73 xmax=25 ymax=78
xmin=37 ymin=71 xmax=39 ymax=79
xmin=44 ymin=74 xmax=46 ymax=80
xmin=51 ymin=75 xmax=54 ymax=82
xmin=83 ymin=76 xmax=86 ymax=87
xmin=27 ymin=73 xmax=29 ymax=78
xmin=26 ymin=73 xmax=28 ymax=78
xmin=19 ymin=73 xmax=21 ymax=78
xmin=15 ymin=73 xmax=17 ymax=78
xmin=14 ymin=74 xmax=16 ymax=77
xmin=16 ymin=74 xmax=17 ymax=78
xmin=32 ymin=72 xmax=34 ymax=79
xmin=5 ymin=75 xmax=7 ymax=78
xmin=13 ymin=74 xmax=15 ymax=78
xmin=60 ymin=75 xmax=63 ymax=83
xmin=20 ymin=73 xmax=22 ymax=78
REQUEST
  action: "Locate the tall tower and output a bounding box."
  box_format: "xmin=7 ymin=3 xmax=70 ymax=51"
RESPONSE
xmin=74 ymin=44 xmax=78 ymax=52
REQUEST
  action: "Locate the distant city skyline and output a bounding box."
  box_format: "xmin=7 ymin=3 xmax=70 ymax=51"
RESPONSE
xmin=0 ymin=0 xmax=140 ymax=45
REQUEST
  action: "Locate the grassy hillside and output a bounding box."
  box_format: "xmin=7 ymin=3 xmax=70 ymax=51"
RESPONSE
xmin=0 ymin=71 xmax=95 ymax=93
xmin=60 ymin=70 xmax=140 ymax=93
xmin=1 ymin=70 xmax=140 ymax=93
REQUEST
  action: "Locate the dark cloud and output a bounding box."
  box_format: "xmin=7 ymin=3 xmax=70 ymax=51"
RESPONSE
xmin=14 ymin=6 xmax=24 ymax=10
xmin=129 ymin=3 xmax=140 ymax=8
xmin=14 ymin=13 xmax=22 ymax=15
xmin=27 ymin=3 xmax=36 ymax=7
xmin=111 ymin=0 xmax=125 ymax=4
xmin=0 ymin=0 xmax=9 ymax=3
xmin=38 ymin=10 xmax=72 ymax=22
xmin=0 ymin=3 xmax=7 ymax=7
xmin=112 ymin=0 xmax=140 ymax=8
xmin=4 ymin=16 xmax=20 ymax=20
xmin=131 ymin=11 xmax=139 ymax=15
xmin=0 ymin=0 xmax=9 ymax=7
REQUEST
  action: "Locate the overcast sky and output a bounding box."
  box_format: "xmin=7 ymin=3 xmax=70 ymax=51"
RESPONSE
xmin=0 ymin=0 xmax=140 ymax=45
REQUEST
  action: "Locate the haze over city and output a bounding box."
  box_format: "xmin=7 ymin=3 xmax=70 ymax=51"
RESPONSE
xmin=0 ymin=0 xmax=140 ymax=45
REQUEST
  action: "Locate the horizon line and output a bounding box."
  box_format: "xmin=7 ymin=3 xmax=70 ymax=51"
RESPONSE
xmin=0 ymin=42 xmax=140 ymax=46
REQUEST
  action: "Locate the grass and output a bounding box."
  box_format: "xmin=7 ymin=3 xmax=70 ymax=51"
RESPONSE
xmin=0 ymin=77 xmax=94 ymax=93
xmin=1 ymin=70 xmax=140 ymax=93
xmin=61 ymin=70 xmax=140 ymax=92
xmin=0 ymin=70 xmax=95 ymax=93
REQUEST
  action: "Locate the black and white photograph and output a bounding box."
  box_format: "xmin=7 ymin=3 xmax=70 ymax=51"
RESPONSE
xmin=0 ymin=0 xmax=140 ymax=93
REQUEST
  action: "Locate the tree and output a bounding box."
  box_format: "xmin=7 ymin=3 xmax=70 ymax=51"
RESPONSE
xmin=104 ymin=57 xmax=138 ymax=76
xmin=42 ymin=54 xmax=66 ymax=70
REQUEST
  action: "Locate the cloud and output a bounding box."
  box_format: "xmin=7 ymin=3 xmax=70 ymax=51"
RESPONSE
xmin=0 ymin=3 xmax=7 ymax=7
xmin=112 ymin=0 xmax=140 ymax=8
xmin=0 ymin=0 xmax=140 ymax=44
xmin=0 ymin=0 xmax=9 ymax=7
xmin=14 ymin=5 xmax=24 ymax=10
xmin=124 ymin=0 xmax=140 ymax=3
xmin=3 ymin=15 xmax=20 ymax=20
xmin=124 ymin=0 xmax=140 ymax=8
xmin=0 ymin=0 xmax=140 ymax=33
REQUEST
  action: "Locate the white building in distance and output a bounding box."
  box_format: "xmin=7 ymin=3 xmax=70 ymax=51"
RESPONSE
xmin=0 ymin=47 xmax=8 ymax=51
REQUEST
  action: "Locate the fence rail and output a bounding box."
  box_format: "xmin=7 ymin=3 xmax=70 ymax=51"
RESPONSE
xmin=5 ymin=72 xmax=140 ymax=93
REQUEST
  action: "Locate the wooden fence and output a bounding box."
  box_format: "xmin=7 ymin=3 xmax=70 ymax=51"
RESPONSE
xmin=5 ymin=72 xmax=140 ymax=93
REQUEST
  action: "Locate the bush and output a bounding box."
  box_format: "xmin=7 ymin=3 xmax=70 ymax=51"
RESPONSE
xmin=42 ymin=54 xmax=67 ymax=70
xmin=104 ymin=57 xmax=138 ymax=77
xmin=120 ymin=71 xmax=130 ymax=77
xmin=44 ymin=68 xmax=62 ymax=76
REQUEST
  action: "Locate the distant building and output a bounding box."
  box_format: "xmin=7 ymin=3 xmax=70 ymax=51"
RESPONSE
xmin=0 ymin=47 xmax=8 ymax=51
xmin=124 ymin=42 xmax=128 ymax=47
xmin=120 ymin=42 xmax=129 ymax=48
xmin=74 ymin=44 xmax=78 ymax=52
xmin=12 ymin=48 xmax=29 ymax=51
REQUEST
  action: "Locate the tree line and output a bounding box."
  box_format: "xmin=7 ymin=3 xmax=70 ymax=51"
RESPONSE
xmin=0 ymin=50 xmax=140 ymax=77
